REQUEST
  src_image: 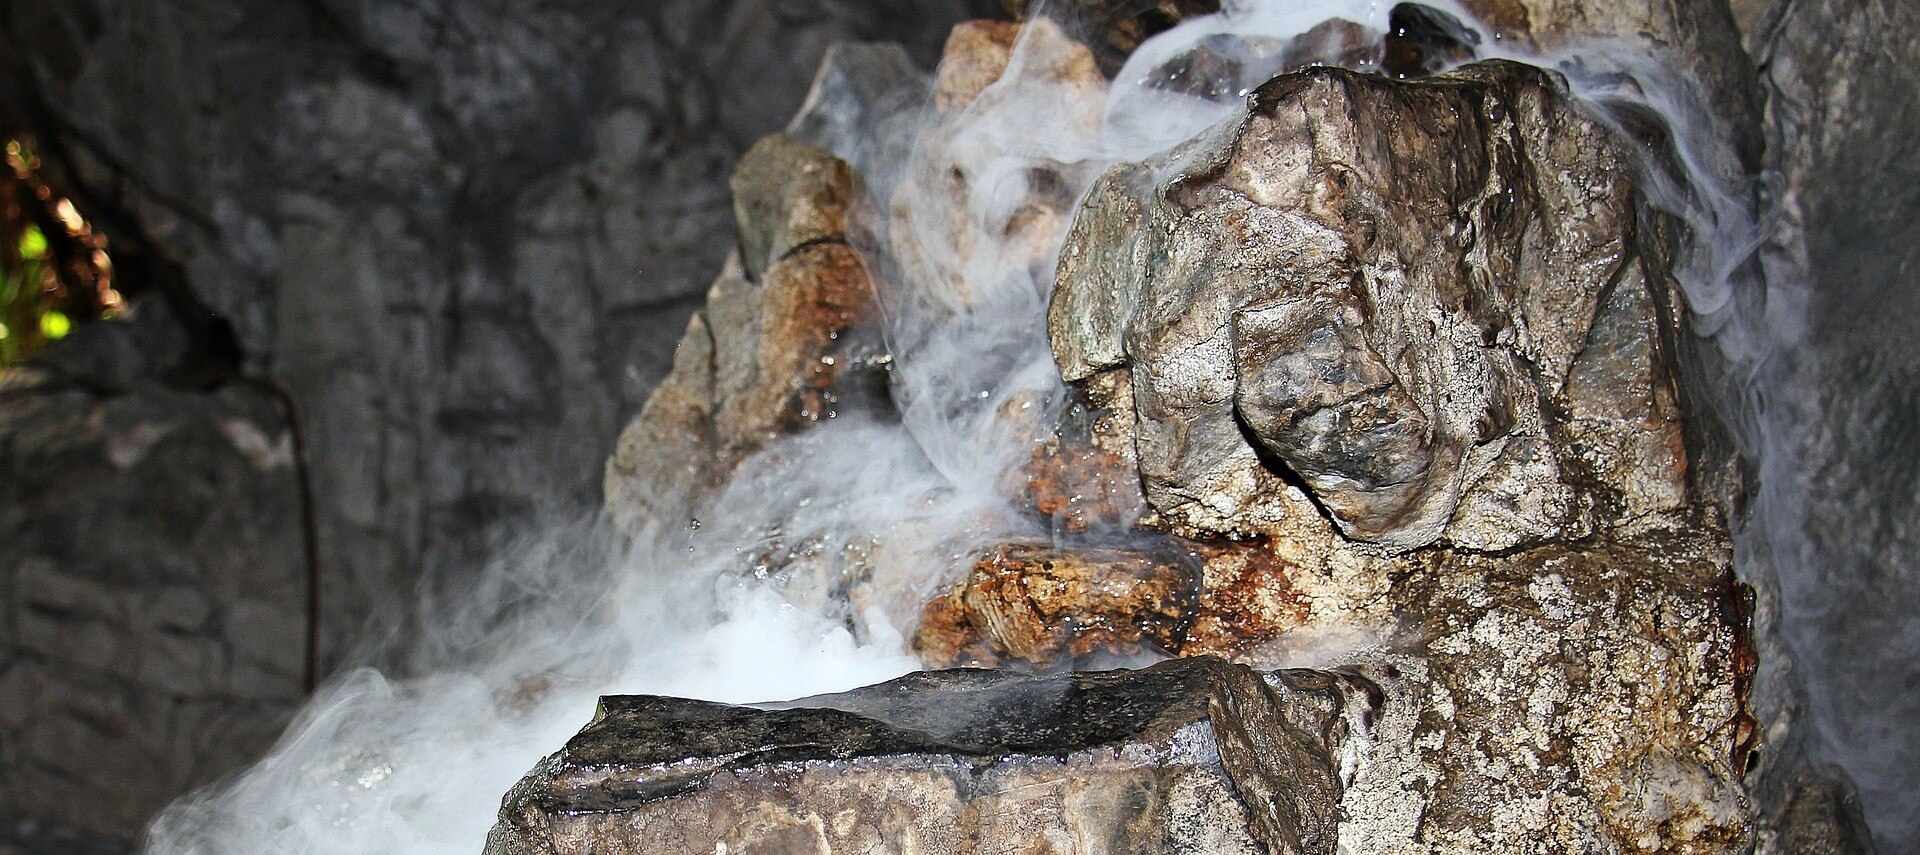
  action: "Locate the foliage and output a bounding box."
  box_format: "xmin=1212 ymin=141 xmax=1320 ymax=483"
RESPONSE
xmin=1 ymin=137 xmax=118 ymax=369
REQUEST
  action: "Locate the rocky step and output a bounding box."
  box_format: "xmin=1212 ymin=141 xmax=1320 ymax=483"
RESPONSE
xmin=485 ymin=657 xmax=1376 ymax=855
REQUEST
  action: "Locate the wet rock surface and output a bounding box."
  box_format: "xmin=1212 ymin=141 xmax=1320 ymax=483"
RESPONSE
xmin=575 ymin=22 xmax=1768 ymax=853
xmin=913 ymin=543 xmax=1198 ymax=668
xmin=1053 ymin=60 xmax=1696 ymax=551
xmin=487 ymin=657 xmax=1371 ymax=855
xmin=570 ymin=1 xmax=1920 ymax=850
xmin=604 ymin=134 xmax=878 ymax=534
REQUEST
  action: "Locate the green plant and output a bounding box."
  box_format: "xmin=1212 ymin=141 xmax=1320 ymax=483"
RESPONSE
xmin=1 ymin=137 xmax=117 ymax=368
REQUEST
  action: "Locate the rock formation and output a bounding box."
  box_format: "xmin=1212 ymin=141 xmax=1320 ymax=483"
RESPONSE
xmin=513 ymin=0 xmax=1902 ymax=851
xmin=0 ymin=1 xmax=1001 ymax=842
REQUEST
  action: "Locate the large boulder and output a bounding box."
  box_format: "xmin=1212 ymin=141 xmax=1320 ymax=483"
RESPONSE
xmin=1021 ymin=58 xmax=1757 ymax=851
xmin=486 ymin=658 xmax=1374 ymax=855
xmin=1052 ymin=60 xmax=1699 ymax=552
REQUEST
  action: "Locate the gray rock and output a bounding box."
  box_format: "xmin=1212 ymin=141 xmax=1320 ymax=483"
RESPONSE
xmin=0 ymin=364 xmax=306 ymax=838
xmin=1052 ymin=60 xmax=1693 ymax=551
xmin=487 ymin=657 xmax=1374 ymax=855
xmin=785 ymin=42 xmax=930 ymax=180
xmin=1737 ymin=0 xmax=1920 ymax=844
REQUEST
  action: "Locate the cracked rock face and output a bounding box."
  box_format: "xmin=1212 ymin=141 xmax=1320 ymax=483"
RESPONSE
xmin=485 ymin=658 xmax=1374 ymax=855
xmin=1052 ymin=60 xmax=1693 ymax=552
xmin=604 ymin=134 xmax=878 ymax=534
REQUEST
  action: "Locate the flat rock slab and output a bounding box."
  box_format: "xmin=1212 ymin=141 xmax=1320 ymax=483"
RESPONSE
xmin=486 ymin=657 xmax=1369 ymax=854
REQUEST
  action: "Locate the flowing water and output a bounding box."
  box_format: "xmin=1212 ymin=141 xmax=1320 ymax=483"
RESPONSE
xmin=144 ymin=1 xmax=1872 ymax=850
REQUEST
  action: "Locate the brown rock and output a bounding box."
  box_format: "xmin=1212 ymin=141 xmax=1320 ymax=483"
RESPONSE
xmin=1004 ymin=0 xmax=1223 ymax=70
xmin=912 ymin=543 xmax=1197 ymax=669
xmin=1020 ymin=368 xmax=1148 ymax=533
xmin=1179 ymin=539 xmax=1316 ymax=658
xmin=934 ymin=20 xmax=1024 ymax=112
xmin=605 ymin=135 xmax=876 ymax=535
xmin=1280 ymin=19 xmax=1383 ymax=74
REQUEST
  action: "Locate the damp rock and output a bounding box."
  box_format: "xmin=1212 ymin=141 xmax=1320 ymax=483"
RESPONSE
xmin=485 ymin=657 xmax=1372 ymax=855
xmin=1051 ymin=60 xmax=1696 ymax=551
xmin=604 ymin=135 xmax=877 ymax=535
xmin=1019 ymin=368 xmax=1149 ymax=533
xmin=913 ymin=542 xmax=1197 ymax=668
xmin=1381 ymin=3 xmax=1480 ymax=78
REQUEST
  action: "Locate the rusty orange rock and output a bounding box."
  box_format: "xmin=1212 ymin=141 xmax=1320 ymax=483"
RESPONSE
xmin=934 ymin=21 xmax=1024 ymax=111
xmin=913 ymin=543 xmax=1196 ymax=669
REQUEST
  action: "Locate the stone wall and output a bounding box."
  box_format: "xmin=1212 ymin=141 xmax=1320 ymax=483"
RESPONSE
xmin=0 ymin=0 xmax=997 ymax=843
xmin=1737 ymin=0 xmax=1920 ymax=844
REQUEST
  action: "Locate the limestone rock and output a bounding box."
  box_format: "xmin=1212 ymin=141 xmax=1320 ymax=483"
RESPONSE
xmin=486 ymin=657 xmax=1373 ymax=855
xmin=605 ymin=135 xmax=876 ymax=535
xmin=1357 ymin=526 xmax=1757 ymax=852
xmin=1051 ymin=60 xmax=1693 ymax=551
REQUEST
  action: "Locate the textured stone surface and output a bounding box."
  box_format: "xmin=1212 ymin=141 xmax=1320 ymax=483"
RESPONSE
xmin=1348 ymin=529 xmax=1756 ymax=852
xmin=604 ymin=135 xmax=877 ymax=534
xmin=0 ymin=0 xmax=996 ymax=681
xmin=0 ymin=349 xmax=305 ymax=837
xmin=913 ymin=543 xmax=1197 ymax=668
xmin=1027 ymin=57 xmax=1758 ymax=852
xmin=487 ymin=658 xmax=1373 ymax=855
xmin=1459 ymin=0 xmax=1765 ymax=174
xmin=1053 ymin=61 xmax=1694 ymax=551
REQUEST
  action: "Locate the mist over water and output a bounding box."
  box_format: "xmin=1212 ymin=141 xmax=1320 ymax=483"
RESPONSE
xmin=144 ymin=1 xmax=1897 ymax=851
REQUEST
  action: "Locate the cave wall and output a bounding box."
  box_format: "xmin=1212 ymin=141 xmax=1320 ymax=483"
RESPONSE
xmin=1737 ymin=0 xmax=1920 ymax=844
xmin=0 ymin=0 xmax=996 ymax=843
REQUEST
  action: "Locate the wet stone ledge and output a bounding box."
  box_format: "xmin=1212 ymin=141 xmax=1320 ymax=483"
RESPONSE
xmin=486 ymin=657 xmax=1375 ymax=855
